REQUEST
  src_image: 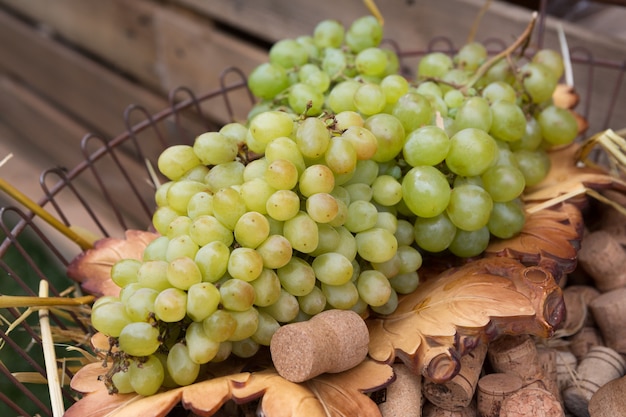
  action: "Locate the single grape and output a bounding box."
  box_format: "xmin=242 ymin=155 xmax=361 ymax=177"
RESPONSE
xmin=193 ymin=131 xmax=238 ymax=166
xmin=481 ymin=164 xmax=526 ymax=202
xmin=186 ymin=282 xmax=220 ymax=322
xmin=413 ymin=212 xmax=457 ymax=253
xmin=295 ymin=117 xmax=331 ymax=159
xmin=355 ymin=228 xmax=398 ymax=263
xmin=355 ymin=47 xmax=389 ymax=76
xmin=256 ymin=234 xmax=293 ymax=269
xmin=288 ymin=82 xmax=325 ymax=116
xmin=365 ymin=113 xmax=405 ymax=163
xmin=118 ymin=322 xmax=160 ymax=357
xmin=234 ymin=211 xmax=270 ymax=249
xmin=266 ymin=189 xmax=301 ymax=221
xmin=251 ymin=311 xmax=281 ymax=346
xmin=453 ymin=96 xmax=492 ymax=133
xmin=489 ymin=100 xmax=527 ymax=142
xmin=137 ymin=259 xmax=171 ymax=292
xmin=125 ymin=287 xmax=158 ymax=322
xmin=298 ymin=286 xmax=327 ymax=316
xmin=448 ymin=226 xmax=491 ymax=258
xmin=167 ymin=342 xmax=200 ymax=386
xmin=185 ymin=321 xmax=220 ymax=364
xmin=324 ymin=137 xmax=358 ymax=175
xmin=381 ymin=74 xmax=410 ymax=104
xmin=481 ymin=81 xmax=517 ymax=104
xmin=488 ymin=199 xmax=526 ymax=239
xmin=353 ymin=83 xmax=386 ymax=116
xmin=187 ymin=191 xmax=213 ymax=219
xmin=249 ymin=110 xmax=294 ymax=145
xmin=537 ymin=105 xmax=578 ymax=146
xmin=111 ymin=369 xmax=134 ymax=394
xmin=446 ymin=184 xmax=493 ymax=231
xmin=521 ymin=62 xmax=558 ymax=104
xmin=345 ymin=15 xmax=383 ymax=52
xmin=165 ymin=234 xmax=198 ymax=262
xmin=194 ymin=240 xmax=230 ymax=283
xmin=154 ymin=287 xmax=187 ymax=323
xmin=312 ymin=252 xmax=354 ymax=285
xmin=167 ymin=256 xmax=202 ymax=290
xmin=327 ymin=80 xmax=360 ymax=112
xmin=454 ymin=42 xmax=487 ymax=71
xmin=313 ymin=19 xmax=344 ymax=49
xmin=322 ymin=47 xmax=348 ymax=79
xmin=91 ymin=301 xmax=132 ymax=337
xmin=371 ymin=175 xmax=402 ymax=206
xmin=509 ymin=116 xmax=543 ymax=151
xmin=205 ymin=161 xmax=245 ymax=193
xmin=203 ymin=310 xmax=237 ymax=342
xmin=389 ymin=271 xmax=420 ymax=294
xmin=321 ymin=282 xmax=360 ymax=310
xmin=250 ymin=268 xmax=282 ymax=307
xmin=403 ymin=125 xmax=450 ymax=167
xmin=111 ymin=259 xmax=141 ymax=288
xmin=513 ymin=149 xmax=551 ymax=187
xmin=129 ymin=356 xmax=165 ymax=396
xmin=446 ymin=128 xmax=498 ymax=177
xmin=220 ymin=278 xmax=256 ymax=312
xmin=532 ymin=49 xmax=564 ymax=80
xmin=231 ymin=338 xmax=261 ymax=358
xmin=157 ymin=145 xmax=201 ymax=181
xmin=227 ymin=247 xmax=264 ymax=282
xmin=212 ymin=187 xmax=246 ymax=230
xmin=417 ymin=52 xmax=453 ymax=79
xmin=247 ymin=63 xmax=290 ymax=100
xmin=357 ymin=270 xmax=392 ymax=307
xmin=166 ymin=180 xmax=209 ymax=214
xmin=277 ymin=257 xmax=316 ymax=296
xmin=259 ymin=290 xmax=300 ymax=323
xmin=401 ymin=166 xmax=451 ymax=218
xmin=269 ymin=38 xmax=308 ymax=68
xmin=392 ymin=92 xmax=433 ymax=133
xmin=344 ymin=200 xmax=378 ymax=233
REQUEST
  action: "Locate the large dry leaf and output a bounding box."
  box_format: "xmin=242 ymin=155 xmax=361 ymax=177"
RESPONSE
xmin=66 ymin=230 xmax=159 ymax=297
xmin=485 ymin=203 xmax=584 ymax=285
xmin=65 ymin=358 xmax=394 ymax=417
xmin=366 ymin=257 xmax=563 ymax=383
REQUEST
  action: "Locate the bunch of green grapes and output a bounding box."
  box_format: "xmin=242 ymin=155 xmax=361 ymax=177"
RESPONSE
xmin=90 ymin=15 xmax=579 ymax=396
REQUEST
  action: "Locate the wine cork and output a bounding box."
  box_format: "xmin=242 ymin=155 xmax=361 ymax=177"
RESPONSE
xmin=596 ymin=190 xmax=626 ymax=245
xmin=378 ymin=363 xmax=422 ymax=417
xmin=476 ymin=373 xmax=523 ymax=417
xmin=589 ymin=287 xmax=626 ymax=355
xmin=422 ymin=342 xmax=488 ymax=410
xmin=562 ymin=346 xmax=626 ymax=417
xmin=536 ymin=346 xmax=561 ymax=402
xmin=562 ymin=285 xmax=600 ymax=328
xmin=499 ymin=387 xmax=565 ymax=417
xmin=487 ymin=335 xmax=544 ymax=386
xmin=577 ymin=230 xmax=626 ymax=292
xmin=568 ymin=327 xmax=604 ymax=361
xmin=588 ymin=375 xmax=626 ymax=417
xmin=422 ymin=401 xmax=477 ymax=417
xmin=555 ymin=349 xmax=578 ymax=392
xmin=269 ymin=309 xmax=369 ymax=382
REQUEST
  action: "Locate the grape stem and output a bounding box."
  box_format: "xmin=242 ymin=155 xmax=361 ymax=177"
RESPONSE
xmin=461 ymin=11 xmax=538 ymax=93
xmin=467 ymin=0 xmax=493 ymax=44
xmin=363 ymin=0 xmax=384 ymax=26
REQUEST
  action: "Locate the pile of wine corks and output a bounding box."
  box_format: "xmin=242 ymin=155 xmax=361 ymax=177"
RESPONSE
xmin=379 ymin=200 xmax=626 ymax=417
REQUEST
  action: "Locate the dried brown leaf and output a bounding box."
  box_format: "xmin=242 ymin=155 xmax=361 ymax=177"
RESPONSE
xmin=66 ymin=359 xmax=393 ymax=417
xmin=66 ymin=230 xmax=159 ymax=297
xmin=366 ymin=257 xmax=563 ymax=383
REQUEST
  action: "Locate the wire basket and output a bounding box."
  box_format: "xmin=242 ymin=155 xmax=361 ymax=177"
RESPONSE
xmin=1 ymin=5 xmax=625 ymax=416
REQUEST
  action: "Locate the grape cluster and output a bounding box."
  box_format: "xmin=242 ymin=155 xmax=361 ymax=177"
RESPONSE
xmin=91 ymin=15 xmax=578 ymax=395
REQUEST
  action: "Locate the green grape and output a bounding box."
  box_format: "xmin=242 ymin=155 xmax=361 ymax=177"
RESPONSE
xmin=256 ymin=234 xmax=293 ymax=269
xmin=193 ymin=131 xmax=238 ymax=166
xmin=219 ymin=278 xmax=256 ymax=312
xmin=354 ymin=83 xmax=386 ymax=116
xmin=355 ymin=228 xmax=398 ymax=263
xmin=167 ymin=342 xmax=200 ymax=386
xmin=157 ymin=144 xmax=201 ymax=181
xmin=532 ymin=49 xmax=564 ymax=80
xmin=205 ymin=161 xmax=245 ymax=193
xmin=296 ymin=35 xmax=320 ymax=61
xmin=401 ymin=166 xmax=451 ymax=218
xmin=269 ymin=38 xmax=308 ymax=68
xmin=488 ymin=199 xmax=526 ymax=239
xmin=91 ymin=301 xmax=132 ymax=337
xmin=312 ymin=252 xmax=354 ymax=285
xmin=243 ymin=158 xmax=268 ymax=182
xmin=454 ymin=42 xmax=487 ymax=71
xmin=446 ymin=184 xmax=493 ymax=231
xmin=334 ymin=110 xmax=364 ymax=130
xmin=152 ymin=207 xmax=181 ymax=236
xmin=129 ymin=356 xmax=165 ymax=396
xmin=167 ymin=256 xmax=202 ymax=290
xmin=186 ymin=282 xmax=220 ymax=322
xmin=453 ymin=96 xmax=492 ymax=133
xmin=300 ymin=66 xmax=331 ymax=93
xmin=118 ymin=322 xmax=160 ymax=357
xmin=137 ymin=260 xmax=171 ymax=292
xmin=111 ymin=259 xmax=141 ymax=288
xmin=251 ymin=311 xmax=281 ymax=346
xmin=111 ymin=369 xmax=134 ymax=394
xmin=446 ymin=128 xmax=498 ymax=177
xmin=310 ymin=223 xmax=340 ymax=256
xmin=521 ymin=62 xmax=558 ymax=104
xmin=231 ymin=338 xmax=260 ymax=358
xmin=480 ymin=57 xmax=514 ymax=86
xmin=415 ymin=81 xmax=443 ymax=98
xmin=345 ymin=15 xmax=382 ymax=52
xmin=370 ymin=288 xmax=398 ymax=315
xmin=330 ymin=184 xmax=350 ymax=206
xmin=187 ymin=191 xmax=213 ymax=219
xmin=240 ymin=177 xmax=275 ymax=215
xmin=324 ymin=137 xmax=358 ymax=175
xmin=277 ymin=257 xmax=316 ymax=296
xmin=365 ymin=113 xmax=405 ymax=162
xmin=374 ymin=211 xmax=398 ymax=233
xmin=260 ymin=290 xmax=300 ymax=322
xmin=282 ymin=211 xmax=318 ymax=253
xmin=185 ymin=321 xmax=220 ymax=364
xmin=125 ymin=287 xmax=158 ymax=322
xmin=344 ymin=159 xmax=379 ymax=186
xmin=265 ymin=136 xmax=306 ymax=175
xmin=155 ymin=181 xmax=173 ymax=208
xmin=327 ymin=80 xmax=360 ymax=112
xmin=397 ymin=245 xmax=423 ymax=274
xmin=194 ymin=240 xmax=230 ymax=283
xmin=247 ymin=63 xmax=290 ymax=100
xmin=481 ymin=164 xmax=526 ymax=202
xmin=510 ymin=116 xmax=543 ymax=151
xmin=299 ymin=164 xmax=335 ymax=196
xmin=417 ymin=52 xmax=453 ymax=79
xmin=227 ymin=308 xmax=260 ymax=341
xmin=513 ymin=149 xmax=551 ymax=187
xmin=403 ymin=125 xmax=450 ymax=167
xmin=266 ymin=189 xmax=301 ymax=221
xmin=321 ymin=281 xmax=359 ymax=309
xmin=288 ymin=82 xmax=325 ymax=116
xmin=492 ymin=141 xmax=519 ymax=167
xmin=382 ymin=48 xmax=400 ymax=76
xmin=537 ymin=105 xmax=578 ymax=146
xmin=355 ymin=47 xmax=388 ymax=76
xmin=211 ymin=342 xmax=233 ymax=363
xmin=295 ymin=117 xmax=331 ymax=159
xmin=389 ymin=271 xmax=420 ymax=294
xmin=395 ymin=219 xmax=415 ymax=246
xmin=334 ymin=225 xmax=358 ymax=260
xmin=392 ymin=92 xmax=433 ymax=133
xmin=203 ymin=310 xmax=237 ymax=342
xmin=356 ymin=270 xmax=392 ymax=307
xmin=249 ymin=110 xmax=294 ymax=145
xmin=489 ymin=100 xmax=527 ymax=142
xmin=91 ymin=295 xmax=117 ymax=310
xmin=250 ymin=268 xmax=282 ymax=307
xmin=444 ymin=89 xmax=465 ymax=109
xmin=154 ymin=287 xmax=187 ymax=323
xmin=227 ymin=247 xmax=264 ymax=282
xmin=306 ymin=192 xmax=339 ymax=223
xmin=166 ymin=180 xmax=208 ymax=213
xmin=220 ymin=122 xmax=248 ymax=144
xmin=298 ymin=286 xmax=327 ymax=316
xmin=344 ymin=200 xmax=378 ymax=233
xmin=266 ymin=216 xmax=284 ymax=235
xmin=322 ymin=47 xmax=348 ymax=79
xmin=313 ymin=19 xmax=344 ymax=48
xmin=341 ymin=126 xmax=378 ymax=161
xmin=234 ymin=211 xmax=270 ymax=249
xmin=381 ymin=74 xmax=410 ymax=104
xmin=448 ymin=226 xmax=490 ymax=258
xmin=119 ymin=283 xmax=141 ymax=307
xmin=372 ymin=252 xmax=401 ymax=278
xmin=413 ymin=212 xmax=457 ymax=253
xmin=166 ymin=215 xmax=192 ymax=239
xmin=481 ymin=81 xmax=517 ymax=104
xmin=143 ymin=236 xmax=168 ymax=262
xmin=212 ymin=187 xmax=246 ymax=230
xmin=165 ymin=234 xmax=198 ymax=262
